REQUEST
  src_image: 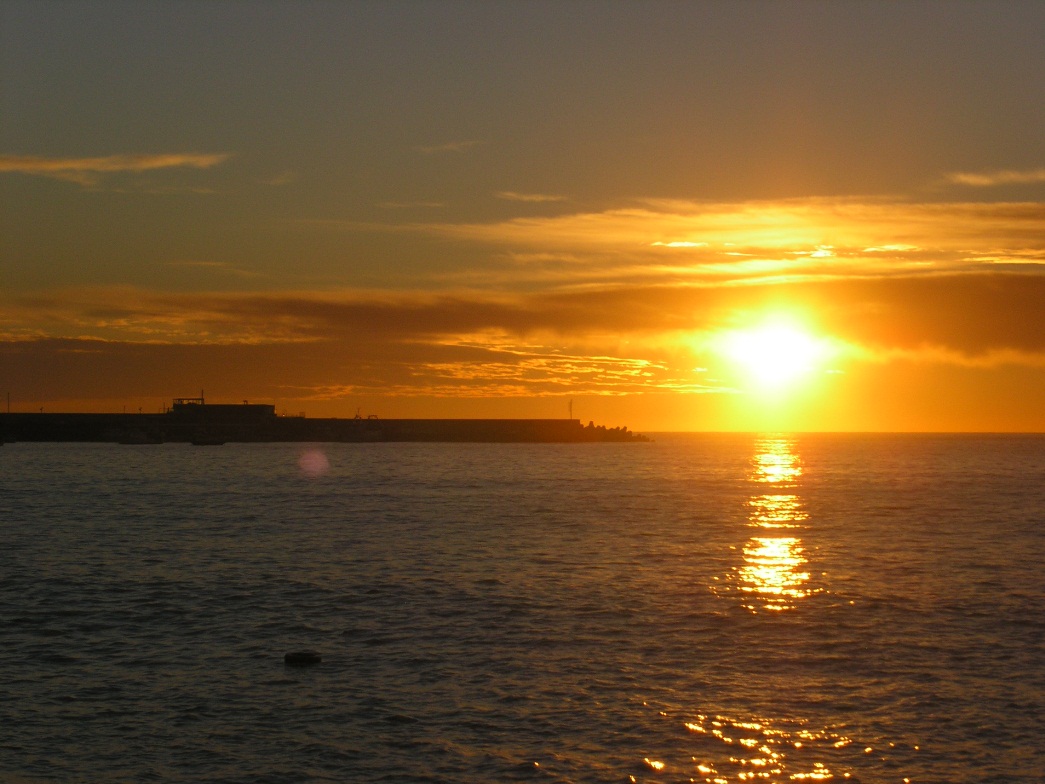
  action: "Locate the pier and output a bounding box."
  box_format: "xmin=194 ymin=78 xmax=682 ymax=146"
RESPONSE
xmin=0 ymin=398 xmax=647 ymax=444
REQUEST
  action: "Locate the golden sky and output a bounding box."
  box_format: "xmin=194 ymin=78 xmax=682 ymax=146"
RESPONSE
xmin=2 ymin=2 xmax=1044 ymax=431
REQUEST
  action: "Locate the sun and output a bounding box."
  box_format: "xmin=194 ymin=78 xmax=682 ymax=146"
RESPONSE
xmin=718 ymin=317 xmax=829 ymax=392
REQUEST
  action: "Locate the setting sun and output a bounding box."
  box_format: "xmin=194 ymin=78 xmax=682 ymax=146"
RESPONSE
xmin=2 ymin=5 xmax=1044 ymax=783
xmin=2 ymin=2 xmax=1044 ymax=434
xmin=719 ymin=318 xmax=830 ymax=392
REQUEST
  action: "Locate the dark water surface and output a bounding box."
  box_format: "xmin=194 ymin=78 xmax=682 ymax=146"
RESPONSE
xmin=2 ymin=435 xmax=1043 ymax=783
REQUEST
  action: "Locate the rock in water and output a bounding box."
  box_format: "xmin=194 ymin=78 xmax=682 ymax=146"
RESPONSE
xmin=284 ymin=650 xmax=322 ymax=666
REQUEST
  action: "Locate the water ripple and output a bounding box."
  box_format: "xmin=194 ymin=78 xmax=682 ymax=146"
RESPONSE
xmin=1 ymin=437 xmax=1043 ymax=782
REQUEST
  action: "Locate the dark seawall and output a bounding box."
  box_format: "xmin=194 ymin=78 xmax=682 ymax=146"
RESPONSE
xmin=0 ymin=404 xmax=647 ymax=444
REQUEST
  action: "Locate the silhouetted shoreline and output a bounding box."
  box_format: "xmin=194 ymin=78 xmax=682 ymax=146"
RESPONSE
xmin=0 ymin=399 xmax=648 ymax=444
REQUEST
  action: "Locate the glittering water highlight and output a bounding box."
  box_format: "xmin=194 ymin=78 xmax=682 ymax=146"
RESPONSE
xmin=1 ymin=435 xmax=1043 ymax=783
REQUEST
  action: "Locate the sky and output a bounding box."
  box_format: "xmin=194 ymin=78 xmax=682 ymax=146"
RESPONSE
xmin=2 ymin=0 xmax=1044 ymax=432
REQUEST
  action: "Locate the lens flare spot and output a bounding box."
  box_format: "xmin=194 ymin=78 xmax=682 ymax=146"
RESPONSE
xmin=298 ymin=449 xmax=330 ymax=478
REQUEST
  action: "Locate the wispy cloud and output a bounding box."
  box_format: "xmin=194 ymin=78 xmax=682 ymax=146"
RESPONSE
xmin=0 ymin=152 xmax=231 ymax=186
xmin=945 ymin=168 xmax=1045 ymax=187
xmin=376 ymin=200 xmax=446 ymax=210
xmin=5 ymin=192 xmax=1044 ymax=410
xmin=5 ymin=269 xmax=1045 ymax=361
xmin=4 ymin=268 xmax=1045 ymax=416
xmin=444 ymin=198 xmax=1045 ymax=252
xmin=164 ymin=260 xmax=262 ymax=279
xmin=495 ymin=191 xmax=567 ymax=203
xmin=260 ymin=170 xmax=296 ymax=186
xmin=298 ymin=197 xmax=1045 ymax=294
xmin=393 ymin=198 xmax=1045 ymax=289
xmin=414 ymin=140 xmax=484 ymax=154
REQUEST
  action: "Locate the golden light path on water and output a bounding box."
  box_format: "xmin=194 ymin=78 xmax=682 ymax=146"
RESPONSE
xmin=677 ymin=437 xmax=853 ymax=783
xmin=678 ymin=713 xmax=857 ymax=783
xmin=713 ymin=436 xmax=824 ymax=613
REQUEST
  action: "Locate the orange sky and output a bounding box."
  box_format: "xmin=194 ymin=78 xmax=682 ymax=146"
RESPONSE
xmin=2 ymin=2 xmax=1044 ymax=431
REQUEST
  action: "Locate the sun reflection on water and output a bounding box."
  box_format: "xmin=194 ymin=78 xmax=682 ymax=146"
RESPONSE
xmin=752 ymin=443 xmax=802 ymax=485
xmin=684 ymin=713 xmax=855 ymax=783
xmin=748 ymin=495 xmax=807 ymax=529
xmin=716 ymin=437 xmax=825 ymax=613
xmin=739 ymin=536 xmax=815 ymax=612
xmin=680 ymin=439 xmax=865 ymax=782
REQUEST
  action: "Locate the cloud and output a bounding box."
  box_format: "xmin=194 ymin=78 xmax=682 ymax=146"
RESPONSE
xmin=164 ymin=260 xmax=262 ymax=280
xmin=376 ymin=200 xmax=446 ymax=209
xmin=5 ymin=268 xmax=1045 ymax=360
xmin=863 ymin=244 xmax=920 ymax=253
xmin=260 ymin=170 xmax=297 ymax=186
xmin=3 ymin=194 xmax=1043 ymax=408
xmin=807 ymin=273 xmax=1045 ymax=360
xmin=495 ymin=191 xmax=568 ymax=203
xmin=0 ymin=332 xmax=715 ymax=404
xmin=301 ymin=196 xmax=1045 ymax=291
xmin=4 ymin=268 xmax=1045 ymax=413
xmin=414 ymin=140 xmax=484 ymax=154
xmin=0 ymin=152 xmax=231 ymax=186
xmin=378 ymin=198 xmax=1045 ymax=291
xmin=432 ymin=198 xmax=1045 ymax=254
xmin=945 ymin=168 xmax=1045 ymax=187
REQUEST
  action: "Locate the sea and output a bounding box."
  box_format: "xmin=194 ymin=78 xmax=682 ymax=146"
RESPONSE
xmin=1 ymin=434 xmax=1043 ymax=784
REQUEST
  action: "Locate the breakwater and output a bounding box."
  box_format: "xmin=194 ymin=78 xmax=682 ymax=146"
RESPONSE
xmin=0 ymin=400 xmax=647 ymax=444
